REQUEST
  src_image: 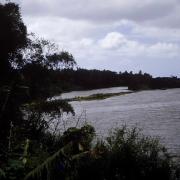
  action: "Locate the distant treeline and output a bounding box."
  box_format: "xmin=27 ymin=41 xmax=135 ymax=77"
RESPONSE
xmin=57 ymin=69 xmax=180 ymax=91
xmin=21 ymin=65 xmax=180 ymax=99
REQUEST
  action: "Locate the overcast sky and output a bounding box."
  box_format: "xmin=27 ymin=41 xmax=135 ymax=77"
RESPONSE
xmin=5 ymin=0 xmax=180 ymax=76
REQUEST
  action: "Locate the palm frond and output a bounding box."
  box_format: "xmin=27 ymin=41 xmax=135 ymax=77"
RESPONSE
xmin=24 ymin=142 xmax=73 ymax=180
xmin=0 ymin=168 xmax=6 ymax=179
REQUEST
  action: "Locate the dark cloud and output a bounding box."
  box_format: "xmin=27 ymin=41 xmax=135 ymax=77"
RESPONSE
xmin=11 ymin=0 xmax=179 ymax=27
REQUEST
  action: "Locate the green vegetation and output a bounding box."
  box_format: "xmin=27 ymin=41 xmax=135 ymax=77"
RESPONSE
xmin=36 ymin=68 xmax=180 ymax=93
xmin=66 ymin=91 xmax=134 ymax=101
xmin=10 ymin=126 xmax=180 ymax=180
xmin=0 ymin=2 xmax=180 ymax=180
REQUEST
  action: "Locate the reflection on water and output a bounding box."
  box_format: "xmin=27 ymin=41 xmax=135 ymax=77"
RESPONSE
xmin=61 ymin=88 xmax=180 ymax=156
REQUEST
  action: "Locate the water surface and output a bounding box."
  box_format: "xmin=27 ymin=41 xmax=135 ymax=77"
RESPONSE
xmin=62 ymin=88 xmax=180 ymax=155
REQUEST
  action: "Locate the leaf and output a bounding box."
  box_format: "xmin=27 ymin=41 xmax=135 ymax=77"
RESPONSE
xmin=24 ymin=142 xmax=73 ymax=180
xmin=0 ymin=169 xmax=6 ymax=179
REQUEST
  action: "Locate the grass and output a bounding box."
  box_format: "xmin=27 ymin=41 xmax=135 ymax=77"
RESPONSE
xmin=66 ymin=91 xmax=133 ymax=101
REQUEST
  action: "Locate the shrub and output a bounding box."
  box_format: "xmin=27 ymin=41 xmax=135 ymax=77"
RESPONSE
xmin=73 ymin=126 xmax=180 ymax=180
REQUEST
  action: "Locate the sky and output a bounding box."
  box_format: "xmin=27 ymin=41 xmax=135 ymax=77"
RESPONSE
xmin=4 ymin=0 xmax=180 ymax=77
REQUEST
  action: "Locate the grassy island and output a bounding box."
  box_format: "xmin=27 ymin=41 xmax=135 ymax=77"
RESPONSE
xmin=66 ymin=91 xmax=134 ymax=101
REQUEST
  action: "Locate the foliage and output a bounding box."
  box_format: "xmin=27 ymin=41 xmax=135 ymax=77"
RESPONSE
xmin=20 ymin=37 xmax=76 ymax=100
xmin=0 ymin=0 xmax=76 ymax=143
xmin=25 ymin=100 xmax=74 ymax=115
xmin=24 ymin=142 xmax=72 ymax=180
xmin=37 ymin=68 xmax=180 ymax=94
xmin=22 ymin=35 xmax=76 ymax=70
xmin=0 ymin=2 xmax=75 ymax=180
xmin=18 ymin=126 xmax=179 ymax=180
xmin=0 ymin=169 xmax=6 ymax=179
xmin=0 ymin=2 xmax=27 ymax=56
xmin=0 ymin=2 xmax=27 ymax=84
xmin=24 ymin=124 xmax=95 ymax=180
xmin=72 ymin=127 xmax=180 ymax=180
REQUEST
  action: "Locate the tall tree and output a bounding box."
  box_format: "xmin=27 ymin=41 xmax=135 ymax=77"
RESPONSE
xmin=0 ymin=2 xmax=28 ymax=147
xmin=0 ymin=2 xmax=75 ymax=151
xmin=0 ymin=2 xmax=27 ymax=83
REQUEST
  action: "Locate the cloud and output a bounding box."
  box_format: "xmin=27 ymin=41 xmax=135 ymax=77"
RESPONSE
xmin=65 ymin=31 xmax=180 ymax=76
xmin=79 ymin=38 xmax=94 ymax=47
xmin=147 ymin=43 xmax=179 ymax=57
xmin=12 ymin=0 xmax=180 ymax=28
xmin=99 ymin=32 xmax=128 ymax=49
xmin=98 ymin=32 xmax=180 ymax=57
xmin=3 ymin=0 xmax=180 ymax=76
xmin=24 ymin=16 xmax=95 ymax=43
xmin=144 ymin=5 xmax=180 ymax=28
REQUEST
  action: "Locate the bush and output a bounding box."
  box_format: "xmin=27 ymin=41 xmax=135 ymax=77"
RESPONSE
xmin=2 ymin=125 xmax=180 ymax=180
xmin=73 ymin=126 xmax=180 ymax=180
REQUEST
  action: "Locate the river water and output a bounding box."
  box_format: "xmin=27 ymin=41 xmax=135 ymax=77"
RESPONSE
xmin=61 ymin=87 xmax=180 ymax=156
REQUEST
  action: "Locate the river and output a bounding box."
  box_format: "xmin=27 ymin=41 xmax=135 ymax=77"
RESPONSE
xmin=60 ymin=87 xmax=180 ymax=156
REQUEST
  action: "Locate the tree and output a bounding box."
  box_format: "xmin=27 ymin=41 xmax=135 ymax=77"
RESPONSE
xmin=0 ymin=2 xmax=76 ymax=154
xmin=21 ymin=36 xmax=76 ymax=99
xmin=22 ymin=35 xmax=76 ymax=70
xmin=0 ymin=2 xmax=27 ymax=83
xmin=0 ymin=2 xmax=28 ymax=148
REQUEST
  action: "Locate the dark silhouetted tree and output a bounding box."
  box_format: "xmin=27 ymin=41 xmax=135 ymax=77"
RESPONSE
xmin=0 ymin=2 xmax=27 ymax=84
